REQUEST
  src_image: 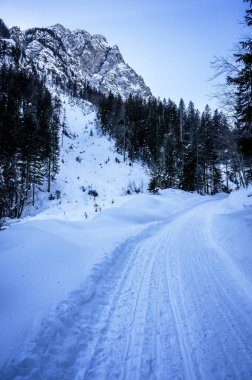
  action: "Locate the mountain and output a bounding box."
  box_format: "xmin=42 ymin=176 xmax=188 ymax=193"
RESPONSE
xmin=0 ymin=20 xmax=151 ymax=99
xmin=0 ymin=19 xmax=150 ymax=222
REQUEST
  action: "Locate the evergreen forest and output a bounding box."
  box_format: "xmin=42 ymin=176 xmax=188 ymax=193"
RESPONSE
xmin=0 ymin=66 xmax=61 ymax=220
xmin=0 ymin=0 xmax=251 ymax=222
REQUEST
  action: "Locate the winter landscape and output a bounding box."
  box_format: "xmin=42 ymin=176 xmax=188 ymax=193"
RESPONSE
xmin=0 ymin=1 xmax=252 ymax=379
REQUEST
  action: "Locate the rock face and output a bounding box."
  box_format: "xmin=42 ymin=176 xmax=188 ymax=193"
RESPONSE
xmin=0 ymin=21 xmax=151 ymax=99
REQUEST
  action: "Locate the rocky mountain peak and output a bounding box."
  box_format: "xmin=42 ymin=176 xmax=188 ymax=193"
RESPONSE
xmin=0 ymin=20 xmax=151 ymax=99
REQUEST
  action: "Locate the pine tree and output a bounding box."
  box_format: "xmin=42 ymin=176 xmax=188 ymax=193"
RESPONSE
xmin=0 ymin=19 xmax=10 ymax=39
xmin=180 ymin=102 xmax=200 ymax=191
xmin=0 ymin=66 xmax=61 ymax=221
xmin=212 ymin=0 xmax=252 ymax=179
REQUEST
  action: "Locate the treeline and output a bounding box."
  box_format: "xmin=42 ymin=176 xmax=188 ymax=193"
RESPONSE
xmin=0 ymin=60 xmax=250 ymax=224
xmin=62 ymin=77 xmax=250 ymax=194
xmin=0 ymin=66 xmax=61 ymax=222
xmin=98 ymin=93 xmax=249 ymax=194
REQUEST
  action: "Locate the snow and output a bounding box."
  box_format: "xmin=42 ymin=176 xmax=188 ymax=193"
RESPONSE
xmin=0 ymin=96 xmax=252 ymax=379
xmin=23 ymin=95 xmax=149 ymax=221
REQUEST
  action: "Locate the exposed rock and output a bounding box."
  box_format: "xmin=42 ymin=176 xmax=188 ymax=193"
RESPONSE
xmin=0 ymin=21 xmax=151 ymax=99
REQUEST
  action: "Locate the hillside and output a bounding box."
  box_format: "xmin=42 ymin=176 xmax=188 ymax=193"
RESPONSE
xmin=22 ymin=94 xmax=149 ymax=221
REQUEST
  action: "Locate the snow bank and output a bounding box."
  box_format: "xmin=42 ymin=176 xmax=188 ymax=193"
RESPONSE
xmin=227 ymin=184 xmax=252 ymax=210
xmin=0 ymin=188 xmax=203 ymax=365
xmin=211 ymin=185 xmax=252 ymax=284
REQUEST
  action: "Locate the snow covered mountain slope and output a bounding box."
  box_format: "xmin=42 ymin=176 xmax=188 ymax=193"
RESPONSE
xmin=22 ymin=95 xmax=149 ymax=221
xmin=0 ymin=187 xmax=252 ymax=379
xmin=0 ymin=21 xmax=151 ymax=99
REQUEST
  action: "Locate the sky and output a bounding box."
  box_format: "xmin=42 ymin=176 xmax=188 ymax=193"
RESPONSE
xmin=0 ymin=0 xmax=249 ymax=111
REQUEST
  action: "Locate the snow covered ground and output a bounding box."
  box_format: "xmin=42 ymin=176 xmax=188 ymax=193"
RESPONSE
xmin=22 ymin=95 xmax=149 ymax=221
xmin=0 ymin=97 xmax=252 ymax=379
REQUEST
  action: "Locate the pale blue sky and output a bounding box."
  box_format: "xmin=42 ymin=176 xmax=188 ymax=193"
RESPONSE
xmin=0 ymin=0 xmax=248 ymax=111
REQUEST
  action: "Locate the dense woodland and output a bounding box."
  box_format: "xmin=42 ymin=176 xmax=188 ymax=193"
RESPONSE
xmin=98 ymin=93 xmax=240 ymax=194
xmin=0 ymin=66 xmax=61 ymax=221
xmin=0 ymin=0 xmax=251 ymax=222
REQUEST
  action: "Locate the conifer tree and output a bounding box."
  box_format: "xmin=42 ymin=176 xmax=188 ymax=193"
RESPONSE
xmin=0 ymin=66 xmax=61 ymax=221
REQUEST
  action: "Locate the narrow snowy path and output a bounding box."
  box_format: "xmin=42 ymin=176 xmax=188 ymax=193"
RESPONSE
xmin=2 ymin=198 xmax=252 ymax=380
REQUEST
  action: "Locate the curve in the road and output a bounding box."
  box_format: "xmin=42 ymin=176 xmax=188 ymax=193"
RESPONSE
xmin=2 ymin=199 xmax=252 ymax=380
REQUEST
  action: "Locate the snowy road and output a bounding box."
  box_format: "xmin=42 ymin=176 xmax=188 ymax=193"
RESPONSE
xmin=2 ymin=196 xmax=252 ymax=380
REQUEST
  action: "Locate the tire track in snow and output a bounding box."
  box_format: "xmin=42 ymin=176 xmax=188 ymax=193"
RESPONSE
xmin=164 ymin=247 xmax=198 ymax=380
xmin=2 ymin=198 xmax=252 ymax=380
xmin=198 ymin=225 xmax=252 ymax=377
xmin=82 ymin=237 xmax=158 ymax=380
xmin=1 ymin=221 xmax=167 ymax=380
xmin=138 ymin=241 xmax=186 ymax=380
xmin=164 ymin=201 xmax=252 ymax=379
xmin=193 ymin=209 xmax=252 ymax=378
xmin=120 ymin=243 xmax=158 ymax=380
